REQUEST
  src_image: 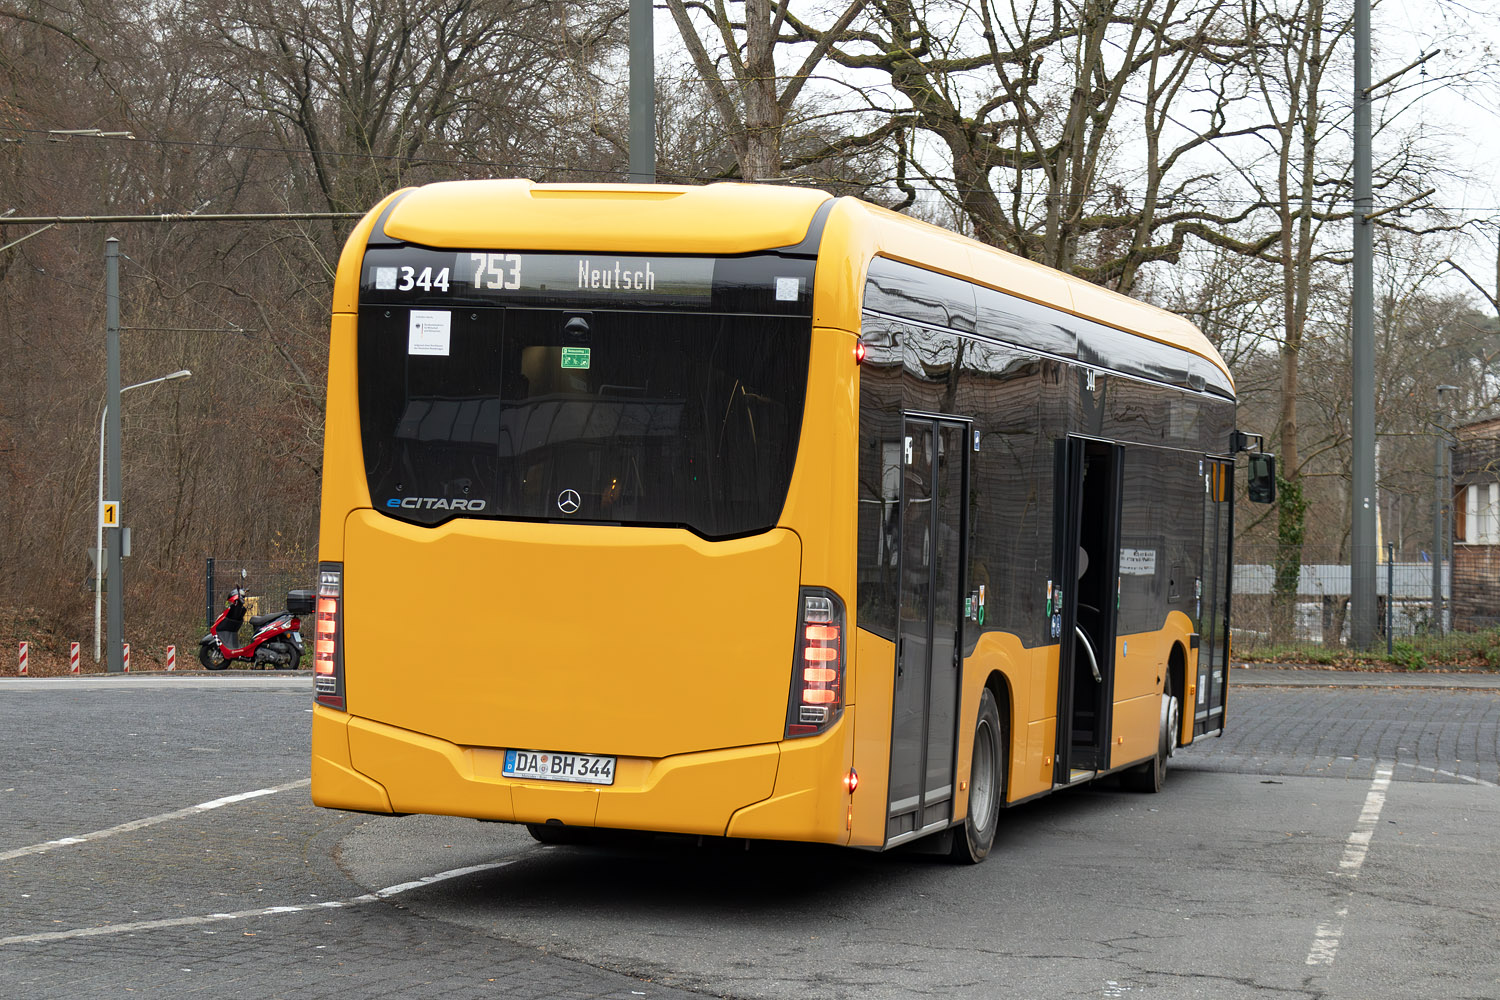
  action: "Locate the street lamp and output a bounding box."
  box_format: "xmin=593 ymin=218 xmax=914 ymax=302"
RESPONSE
xmin=94 ymin=369 xmax=192 ymax=662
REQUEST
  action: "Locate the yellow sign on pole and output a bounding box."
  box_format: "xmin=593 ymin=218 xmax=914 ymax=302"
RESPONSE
xmin=101 ymin=501 xmax=120 ymax=527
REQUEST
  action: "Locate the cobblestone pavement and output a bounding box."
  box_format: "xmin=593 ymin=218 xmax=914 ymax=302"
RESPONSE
xmin=0 ymin=686 xmax=704 ymax=999
xmin=0 ymin=687 xmax=310 ymax=847
xmin=1175 ymin=686 xmax=1500 ymax=786
xmin=5 ymin=885 xmax=702 ymax=1000
xmin=3 ymin=679 xmax=1499 ymax=999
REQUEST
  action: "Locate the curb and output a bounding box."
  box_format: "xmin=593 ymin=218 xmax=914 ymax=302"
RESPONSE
xmin=1232 ymin=666 xmax=1500 ymax=690
xmin=0 ymin=671 xmax=312 ymax=690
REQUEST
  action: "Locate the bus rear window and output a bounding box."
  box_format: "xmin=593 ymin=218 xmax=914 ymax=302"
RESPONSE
xmin=356 ymin=306 xmax=811 ymax=538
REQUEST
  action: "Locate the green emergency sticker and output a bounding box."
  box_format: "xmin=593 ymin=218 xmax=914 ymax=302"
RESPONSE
xmin=560 ymin=347 xmax=591 ymax=369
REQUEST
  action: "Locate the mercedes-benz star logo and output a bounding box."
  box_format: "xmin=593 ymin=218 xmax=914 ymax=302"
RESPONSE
xmin=557 ymin=489 xmax=582 ymax=514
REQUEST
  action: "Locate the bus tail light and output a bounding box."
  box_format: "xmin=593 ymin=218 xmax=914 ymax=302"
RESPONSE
xmin=785 ymin=588 xmax=845 ymax=738
xmin=314 ymin=563 xmax=345 ymax=710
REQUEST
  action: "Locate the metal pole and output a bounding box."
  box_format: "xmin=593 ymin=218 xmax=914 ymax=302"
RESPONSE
xmin=628 ymin=0 xmax=655 ymax=183
xmin=95 ymin=404 xmax=106 ymax=662
xmin=105 ymin=238 xmax=124 ymax=673
xmin=1387 ymin=542 xmax=1394 ymax=656
xmin=1432 ymin=412 xmax=1444 ymax=634
xmin=1442 ymin=407 xmax=1453 ymax=633
xmin=207 ymin=557 xmax=216 ymax=630
xmin=1432 ymin=385 xmax=1458 ymax=635
xmin=1350 ymin=0 xmax=1376 ymax=648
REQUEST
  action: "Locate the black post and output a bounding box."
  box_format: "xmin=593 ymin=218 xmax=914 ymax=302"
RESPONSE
xmin=206 ymin=557 xmax=215 ymax=629
xmin=105 ymin=239 xmax=124 ymax=672
xmin=1387 ymin=543 xmax=1394 ymax=656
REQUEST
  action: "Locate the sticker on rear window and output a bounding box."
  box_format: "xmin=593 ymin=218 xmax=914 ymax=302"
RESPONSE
xmin=408 ymin=310 xmax=452 ymax=356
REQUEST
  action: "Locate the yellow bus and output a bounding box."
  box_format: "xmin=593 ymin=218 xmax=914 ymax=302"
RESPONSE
xmin=311 ymin=180 xmax=1273 ymax=862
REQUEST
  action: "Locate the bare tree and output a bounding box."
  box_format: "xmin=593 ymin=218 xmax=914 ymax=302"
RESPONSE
xmin=664 ymin=0 xmax=883 ymax=181
xmin=1223 ymin=0 xmax=1463 ymax=636
xmin=789 ymin=0 xmax=1268 ymax=292
xmin=190 ymin=0 xmax=618 ymax=215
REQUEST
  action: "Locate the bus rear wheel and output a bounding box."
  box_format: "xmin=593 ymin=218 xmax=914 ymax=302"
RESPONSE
xmin=950 ymin=687 xmax=1004 ymax=864
xmin=1123 ymin=676 xmax=1178 ymax=793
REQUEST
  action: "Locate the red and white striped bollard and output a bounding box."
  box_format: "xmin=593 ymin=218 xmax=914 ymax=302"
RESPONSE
xmin=123 ymin=642 xmax=130 ymax=673
xmin=69 ymin=642 xmax=80 ymax=675
xmin=18 ymin=641 xmax=27 ymax=676
xmin=166 ymin=645 xmax=176 ymax=672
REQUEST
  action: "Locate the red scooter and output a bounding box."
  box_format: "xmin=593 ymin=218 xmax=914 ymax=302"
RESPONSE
xmin=198 ymin=584 xmax=312 ymax=670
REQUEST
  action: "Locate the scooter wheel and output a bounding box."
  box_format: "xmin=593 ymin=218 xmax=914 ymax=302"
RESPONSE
xmin=198 ymin=643 xmax=229 ymax=670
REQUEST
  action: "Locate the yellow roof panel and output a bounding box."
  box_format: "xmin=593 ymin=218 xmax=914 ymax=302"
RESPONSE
xmin=381 ymin=179 xmax=832 ymax=254
xmin=349 ymin=179 xmax=1229 ymax=386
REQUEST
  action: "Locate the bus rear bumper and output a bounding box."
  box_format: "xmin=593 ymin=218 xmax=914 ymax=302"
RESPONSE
xmin=313 ymin=707 xmax=793 ymax=836
xmin=311 ymin=705 xmax=396 ymax=814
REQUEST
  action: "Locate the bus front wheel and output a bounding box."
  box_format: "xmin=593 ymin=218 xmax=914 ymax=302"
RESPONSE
xmin=950 ymin=687 xmax=1004 ymax=864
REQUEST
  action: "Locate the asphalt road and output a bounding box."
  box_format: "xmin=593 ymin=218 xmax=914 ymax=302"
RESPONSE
xmin=2 ymin=672 xmax=1497 ymax=999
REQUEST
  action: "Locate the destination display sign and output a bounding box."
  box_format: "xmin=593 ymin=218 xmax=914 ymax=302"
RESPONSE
xmin=359 ymin=247 xmax=814 ymax=314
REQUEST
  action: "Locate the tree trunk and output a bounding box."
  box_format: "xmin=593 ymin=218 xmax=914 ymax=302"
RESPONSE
xmin=1268 ymin=0 xmax=1324 ymax=641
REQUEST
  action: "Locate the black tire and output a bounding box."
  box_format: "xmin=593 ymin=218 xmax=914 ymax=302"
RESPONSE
xmin=1122 ymin=675 xmax=1178 ymax=793
xmin=274 ymin=644 xmax=300 ymax=670
xmin=198 ymin=641 xmax=228 ymax=671
xmin=950 ymin=686 xmax=1004 ymax=864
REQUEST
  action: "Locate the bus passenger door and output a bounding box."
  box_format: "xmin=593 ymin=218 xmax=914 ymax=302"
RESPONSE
xmin=1054 ymin=437 xmax=1123 ymax=780
xmin=887 ymin=416 xmax=969 ymax=845
xmin=1196 ymin=459 xmax=1232 ymax=736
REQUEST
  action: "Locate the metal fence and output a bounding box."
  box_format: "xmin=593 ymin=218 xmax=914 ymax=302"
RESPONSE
xmin=205 ymin=557 xmax=318 ymax=629
xmin=200 ymin=549 xmax=1487 ymax=660
xmin=1230 ymin=542 xmax=1500 ymax=660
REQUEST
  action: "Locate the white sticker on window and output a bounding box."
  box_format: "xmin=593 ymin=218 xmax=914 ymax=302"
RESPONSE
xmin=775 ymin=276 xmax=800 ymax=301
xmin=1119 ymin=548 xmax=1158 ymax=576
xmin=375 ymin=267 xmax=398 ymax=290
xmin=408 ymin=310 xmax=452 ymax=356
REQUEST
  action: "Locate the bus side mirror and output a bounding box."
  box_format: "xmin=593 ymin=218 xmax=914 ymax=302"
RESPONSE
xmin=1247 ymin=453 xmax=1276 ymax=504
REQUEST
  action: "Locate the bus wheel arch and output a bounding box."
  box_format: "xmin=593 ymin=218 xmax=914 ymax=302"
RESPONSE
xmin=1166 ymin=641 xmax=1187 ymax=752
xmin=949 ymin=677 xmax=1009 ymax=864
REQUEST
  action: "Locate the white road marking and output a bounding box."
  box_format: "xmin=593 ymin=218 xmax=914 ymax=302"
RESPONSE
xmin=0 ymin=861 xmax=511 ymax=946
xmin=0 ymin=779 xmax=311 ymax=863
xmin=1395 ymin=762 xmax=1498 ymax=788
xmin=1305 ymin=764 xmax=1392 ymax=967
xmin=1306 ymin=906 xmax=1348 ymax=966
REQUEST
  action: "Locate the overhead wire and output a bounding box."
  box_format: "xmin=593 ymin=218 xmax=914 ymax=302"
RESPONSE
xmin=2 ymin=125 xmax=1495 ymax=215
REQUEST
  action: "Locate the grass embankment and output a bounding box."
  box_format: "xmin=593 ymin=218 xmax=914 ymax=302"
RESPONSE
xmin=1239 ymin=630 xmax=1500 ymax=672
xmin=0 ymin=605 xmax=193 ymax=676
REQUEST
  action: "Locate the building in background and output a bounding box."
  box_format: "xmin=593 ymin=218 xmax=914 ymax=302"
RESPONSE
xmin=1452 ymin=417 xmax=1500 ymax=631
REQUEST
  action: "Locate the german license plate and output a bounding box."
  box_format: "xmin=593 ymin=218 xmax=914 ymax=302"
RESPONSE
xmin=503 ymin=749 xmax=616 ymax=786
